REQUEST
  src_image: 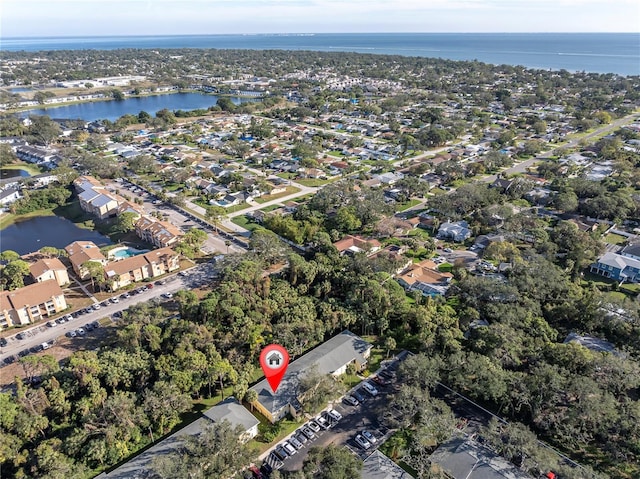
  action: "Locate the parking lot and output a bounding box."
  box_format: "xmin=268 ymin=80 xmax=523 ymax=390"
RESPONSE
xmin=261 ymin=356 xmax=406 ymax=474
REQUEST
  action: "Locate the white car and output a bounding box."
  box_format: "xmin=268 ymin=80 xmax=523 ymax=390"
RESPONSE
xmin=282 ymin=442 xmax=297 ymax=456
xmin=328 ymin=409 xmax=342 ymax=422
xmin=362 ymin=430 xmax=377 ymax=444
xmin=92 ymin=304 xmax=101 ymax=310
xmin=362 ymin=381 xmax=379 ymax=396
xmin=355 ymin=434 xmax=372 ymax=450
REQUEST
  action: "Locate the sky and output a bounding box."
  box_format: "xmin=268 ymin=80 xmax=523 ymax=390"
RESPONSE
xmin=2 ymin=0 xmax=639 ymax=37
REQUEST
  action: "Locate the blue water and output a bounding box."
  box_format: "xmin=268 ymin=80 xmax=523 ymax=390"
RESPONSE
xmin=1 ymin=215 xmax=111 ymax=255
xmin=20 ymin=92 xmax=251 ymax=122
xmin=112 ymin=248 xmax=148 ymax=259
xmin=2 ymin=33 xmax=639 ymax=75
xmin=0 ymin=168 xmax=30 ymax=179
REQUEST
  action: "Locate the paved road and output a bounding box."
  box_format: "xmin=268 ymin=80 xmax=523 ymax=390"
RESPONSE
xmin=0 ymin=263 xmax=218 ymax=364
xmin=110 ymin=179 xmax=245 ymax=254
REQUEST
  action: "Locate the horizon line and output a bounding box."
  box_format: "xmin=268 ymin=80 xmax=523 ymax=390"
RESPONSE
xmin=2 ymin=31 xmax=639 ymax=40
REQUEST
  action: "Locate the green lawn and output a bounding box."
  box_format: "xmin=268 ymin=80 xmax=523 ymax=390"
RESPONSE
xmin=604 ymin=233 xmax=627 ymax=245
xmin=295 ymin=178 xmax=332 ymax=187
xmin=231 ymin=215 xmax=260 ymax=231
xmin=395 ymin=199 xmax=421 ymax=212
xmin=254 ymin=186 xmax=300 ymax=204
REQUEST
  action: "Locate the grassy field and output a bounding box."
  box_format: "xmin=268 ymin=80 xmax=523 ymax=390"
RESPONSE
xmin=295 ymin=178 xmax=332 ymax=187
xmin=254 ymin=186 xmax=300 ymax=204
xmin=231 ymin=215 xmax=260 ymax=231
xmin=604 ymin=233 xmax=628 ymax=245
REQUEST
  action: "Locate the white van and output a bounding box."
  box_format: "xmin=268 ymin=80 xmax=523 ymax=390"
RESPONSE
xmin=41 ymin=342 xmax=51 ymax=350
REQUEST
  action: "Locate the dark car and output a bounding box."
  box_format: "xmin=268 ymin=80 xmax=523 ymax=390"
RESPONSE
xmin=0 ymin=337 xmax=7 ymax=347
xmin=18 ymin=349 xmax=29 ymax=357
xmin=260 ymin=463 xmax=273 ymax=477
xmin=272 ymin=446 xmax=288 ymax=461
xmin=352 ymin=389 xmax=366 ymax=403
xmin=379 ymin=369 xmax=396 ymax=380
xmin=16 ymin=332 xmax=26 ymax=340
xmin=3 ymin=355 xmax=16 ymax=364
xmin=372 ymin=375 xmax=389 ymax=386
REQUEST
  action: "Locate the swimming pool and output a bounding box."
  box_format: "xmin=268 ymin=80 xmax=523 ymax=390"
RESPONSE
xmin=109 ymin=247 xmax=149 ymax=260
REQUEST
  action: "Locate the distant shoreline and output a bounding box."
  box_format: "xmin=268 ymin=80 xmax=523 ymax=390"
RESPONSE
xmin=2 ymin=33 xmax=638 ymax=76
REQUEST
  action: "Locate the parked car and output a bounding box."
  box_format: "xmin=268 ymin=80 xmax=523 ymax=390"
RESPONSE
xmin=47 ymin=321 xmax=57 ymax=328
xmin=300 ymin=426 xmax=316 ymax=439
xmin=84 ymin=323 xmax=95 ymax=331
xmin=315 ymin=415 xmax=330 ymax=429
xmin=295 ymin=432 xmax=308 ymax=446
xmin=90 ymin=321 xmax=100 ymax=329
xmin=16 ymin=332 xmax=26 ymax=340
xmin=259 ymin=463 xmax=273 ymax=477
xmin=110 ymin=297 xmax=120 ymax=303
xmin=156 ymin=279 xmax=167 ymax=285
xmin=146 ymin=283 xmax=154 ymax=289
xmin=162 ymin=292 xmax=173 ymax=299
xmin=76 ymin=328 xmax=86 ymax=336
xmin=362 ymin=430 xmax=377 ymax=444
xmin=0 ymin=337 xmax=7 ymax=347
xmin=18 ymin=349 xmax=29 ymax=357
xmin=282 ymin=442 xmax=297 ymax=456
xmin=121 ymin=293 xmax=130 ymax=299
xmin=362 ymin=381 xmax=379 ymax=396
xmin=66 ymin=330 xmax=77 ymax=338
xmin=352 ymin=389 xmax=366 ymax=402
xmin=343 ymin=395 xmax=359 ymax=406
xmin=379 ymin=369 xmax=396 ymax=380
xmin=372 ymin=375 xmax=389 ymax=386
xmin=288 ymin=436 xmax=304 ymax=450
xmin=307 ymin=421 xmax=322 ymax=433
xmin=355 ymin=434 xmax=372 ymax=450
xmin=56 ymin=318 xmax=66 ymax=324
xmin=92 ymin=304 xmax=101 ymax=311
xmin=272 ymin=446 xmax=288 ymax=461
xmin=248 ymin=465 xmax=263 ymax=479
xmin=65 ymin=314 xmax=74 ymax=321
xmin=327 ymin=409 xmax=343 ymax=422
xmin=3 ymin=355 xmax=16 ymax=364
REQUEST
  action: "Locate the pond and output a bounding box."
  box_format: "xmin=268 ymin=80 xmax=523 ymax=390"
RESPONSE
xmin=1 ymin=215 xmax=111 ymax=255
xmin=0 ymin=168 xmax=31 ymax=179
xmin=19 ymin=92 xmax=255 ymax=122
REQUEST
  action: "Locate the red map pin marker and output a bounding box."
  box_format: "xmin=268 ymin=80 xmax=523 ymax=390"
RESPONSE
xmin=260 ymin=344 xmax=289 ymax=393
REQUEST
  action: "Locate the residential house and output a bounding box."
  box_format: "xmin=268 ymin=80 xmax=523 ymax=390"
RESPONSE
xmin=429 ymin=437 xmax=533 ymax=479
xmin=95 ymin=398 xmax=258 ymax=479
xmin=0 ymin=280 xmax=67 ymax=329
xmin=103 ymin=248 xmax=180 ymax=290
xmin=249 ymin=331 xmax=372 ymax=423
xmin=438 ymin=220 xmax=472 ymax=242
xmin=15 ymin=145 xmax=61 ymax=167
xmin=620 ymin=242 xmax=640 ymax=261
xmin=397 ymin=259 xmax=453 ymax=296
xmin=65 ymin=241 xmax=108 ymax=279
xmin=74 ymin=176 xmax=119 ymax=219
xmin=135 ymin=216 xmax=183 ymax=248
xmin=362 ymin=450 xmax=415 ymax=479
xmin=333 ymin=235 xmax=382 ymax=256
xmin=0 ymin=187 xmax=22 ymax=207
xmin=589 ymin=252 xmax=640 ymax=283
xmin=29 ymin=258 xmax=70 ymax=287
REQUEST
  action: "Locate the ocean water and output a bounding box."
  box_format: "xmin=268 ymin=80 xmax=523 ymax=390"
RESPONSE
xmin=1 ymin=33 xmax=638 ymax=76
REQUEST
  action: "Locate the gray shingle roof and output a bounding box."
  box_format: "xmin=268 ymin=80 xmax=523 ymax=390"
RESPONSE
xmin=429 ymin=437 xmax=532 ymax=479
xmin=203 ymin=397 xmax=259 ymax=432
xmin=362 ymin=450 xmax=415 ymax=479
xmin=249 ymin=330 xmax=371 ymax=418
